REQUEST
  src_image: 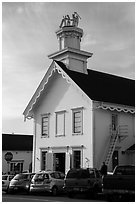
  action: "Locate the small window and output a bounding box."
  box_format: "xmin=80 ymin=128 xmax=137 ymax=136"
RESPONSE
xmin=2 ymin=176 xmax=8 ymax=180
xmin=72 ymin=108 xmax=83 ymax=134
xmin=10 ymin=161 xmax=23 ymax=173
xmin=50 ymin=173 xmax=55 ymax=178
xmin=44 ymin=174 xmax=49 ymax=180
xmin=41 ymin=114 xmax=49 ymax=137
xmin=59 ymin=172 xmax=65 ymax=179
xmin=54 ymin=172 xmax=60 ymax=179
xmin=55 ymin=111 xmax=65 ymax=136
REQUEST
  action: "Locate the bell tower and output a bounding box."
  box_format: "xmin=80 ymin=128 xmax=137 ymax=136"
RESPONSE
xmin=57 ymin=26 xmax=83 ymax=50
xmin=48 ymin=12 xmax=93 ymax=74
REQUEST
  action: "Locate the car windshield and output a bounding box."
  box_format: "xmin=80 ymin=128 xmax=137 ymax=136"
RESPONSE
xmin=33 ymin=173 xmax=49 ymax=181
xmin=2 ymin=175 xmax=8 ymax=180
xmin=67 ymin=169 xmax=92 ymax=179
xmin=66 ymin=169 xmax=78 ymax=178
xmin=13 ymin=174 xmax=28 ymax=180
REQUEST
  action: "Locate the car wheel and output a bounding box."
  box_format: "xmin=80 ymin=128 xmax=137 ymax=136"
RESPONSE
xmin=52 ymin=186 xmax=58 ymax=196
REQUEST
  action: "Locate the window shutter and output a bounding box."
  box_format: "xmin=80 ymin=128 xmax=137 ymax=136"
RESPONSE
xmin=56 ymin=113 xmax=64 ymax=135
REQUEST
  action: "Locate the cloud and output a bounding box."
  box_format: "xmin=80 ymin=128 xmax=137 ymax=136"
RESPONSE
xmin=103 ymin=41 xmax=128 ymax=52
xmin=82 ymin=34 xmax=97 ymax=47
xmin=2 ymin=116 xmax=33 ymax=134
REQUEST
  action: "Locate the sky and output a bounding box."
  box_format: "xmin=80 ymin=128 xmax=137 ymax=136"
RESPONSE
xmin=2 ymin=2 xmax=135 ymax=135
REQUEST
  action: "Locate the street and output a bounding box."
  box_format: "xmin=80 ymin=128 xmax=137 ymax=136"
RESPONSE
xmin=2 ymin=192 xmax=106 ymax=202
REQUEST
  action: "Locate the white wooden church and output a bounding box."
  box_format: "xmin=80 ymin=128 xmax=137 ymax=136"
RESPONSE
xmin=23 ymin=13 xmax=135 ymax=173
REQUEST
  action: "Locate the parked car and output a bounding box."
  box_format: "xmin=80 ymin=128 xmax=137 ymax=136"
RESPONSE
xmin=8 ymin=172 xmax=35 ymax=193
xmin=102 ymin=165 xmax=135 ymax=201
xmin=64 ymin=168 xmax=102 ymax=198
xmin=2 ymin=174 xmax=14 ymax=193
xmin=30 ymin=171 xmax=65 ymax=196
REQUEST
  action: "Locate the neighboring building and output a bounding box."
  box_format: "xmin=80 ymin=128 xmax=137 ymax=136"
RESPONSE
xmin=23 ymin=14 xmax=135 ymax=173
xmin=2 ymin=134 xmax=33 ymax=174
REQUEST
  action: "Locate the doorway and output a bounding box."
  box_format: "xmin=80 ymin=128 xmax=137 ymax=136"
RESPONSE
xmin=54 ymin=153 xmax=65 ymax=173
xmin=112 ymin=150 xmax=119 ymax=170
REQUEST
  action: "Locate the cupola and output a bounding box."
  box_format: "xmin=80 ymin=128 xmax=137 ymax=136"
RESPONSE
xmin=48 ymin=12 xmax=93 ymax=74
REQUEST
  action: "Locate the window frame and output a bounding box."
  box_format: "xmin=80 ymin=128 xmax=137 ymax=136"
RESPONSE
xmin=72 ymin=149 xmax=82 ymax=169
xmin=10 ymin=160 xmax=24 ymax=173
xmin=41 ymin=151 xmax=47 ymax=171
xmin=55 ymin=110 xmax=66 ymax=137
xmin=41 ymin=113 xmax=50 ymax=138
xmin=72 ymin=107 xmax=83 ymax=135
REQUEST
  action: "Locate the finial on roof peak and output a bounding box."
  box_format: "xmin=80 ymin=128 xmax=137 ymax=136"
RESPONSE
xmin=59 ymin=12 xmax=81 ymax=28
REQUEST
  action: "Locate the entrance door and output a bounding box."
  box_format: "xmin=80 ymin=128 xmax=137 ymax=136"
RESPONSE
xmin=112 ymin=150 xmax=119 ymax=170
xmin=54 ymin=153 xmax=65 ymax=173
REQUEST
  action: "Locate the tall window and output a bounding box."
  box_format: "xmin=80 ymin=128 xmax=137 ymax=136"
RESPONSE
xmin=73 ymin=150 xmax=81 ymax=168
xmin=112 ymin=114 xmax=118 ymax=131
xmin=55 ymin=111 xmax=65 ymax=136
xmin=72 ymin=108 xmax=83 ymax=134
xmin=41 ymin=114 xmax=49 ymax=137
xmin=41 ymin=151 xmax=47 ymax=170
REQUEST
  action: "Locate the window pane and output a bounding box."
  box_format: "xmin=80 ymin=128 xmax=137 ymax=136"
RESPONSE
xmin=73 ymin=109 xmax=82 ymax=133
xmin=42 ymin=116 xmax=49 ymax=136
xmin=56 ymin=112 xmax=65 ymax=136
xmin=2 ymin=176 xmax=8 ymax=180
xmin=43 ymin=117 xmax=48 ymax=122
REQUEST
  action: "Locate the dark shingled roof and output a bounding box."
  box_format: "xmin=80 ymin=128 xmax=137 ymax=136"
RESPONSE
xmin=55 ymin=61 xmax=135 ymax=106
xmin=2 ymin=134 xmax=33 ymax=151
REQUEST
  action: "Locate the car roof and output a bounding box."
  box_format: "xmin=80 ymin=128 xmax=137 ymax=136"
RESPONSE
xmin=18 ymin=173 xmax=35 ymax=175
xmin=68 ymin=168 xmax=97 ymax=171
xmin=35 ymin=171 xmax=63 ymax=174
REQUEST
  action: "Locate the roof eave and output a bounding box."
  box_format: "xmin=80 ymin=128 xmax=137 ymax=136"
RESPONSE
xmin=48 ymin=47 xmax=93 ymax=59
xmin=23 ymin=61 xmax=56 ymax=120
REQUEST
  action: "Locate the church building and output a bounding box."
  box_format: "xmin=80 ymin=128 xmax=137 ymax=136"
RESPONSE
xmin=23 ymin=13 xmax=135 ymax=173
